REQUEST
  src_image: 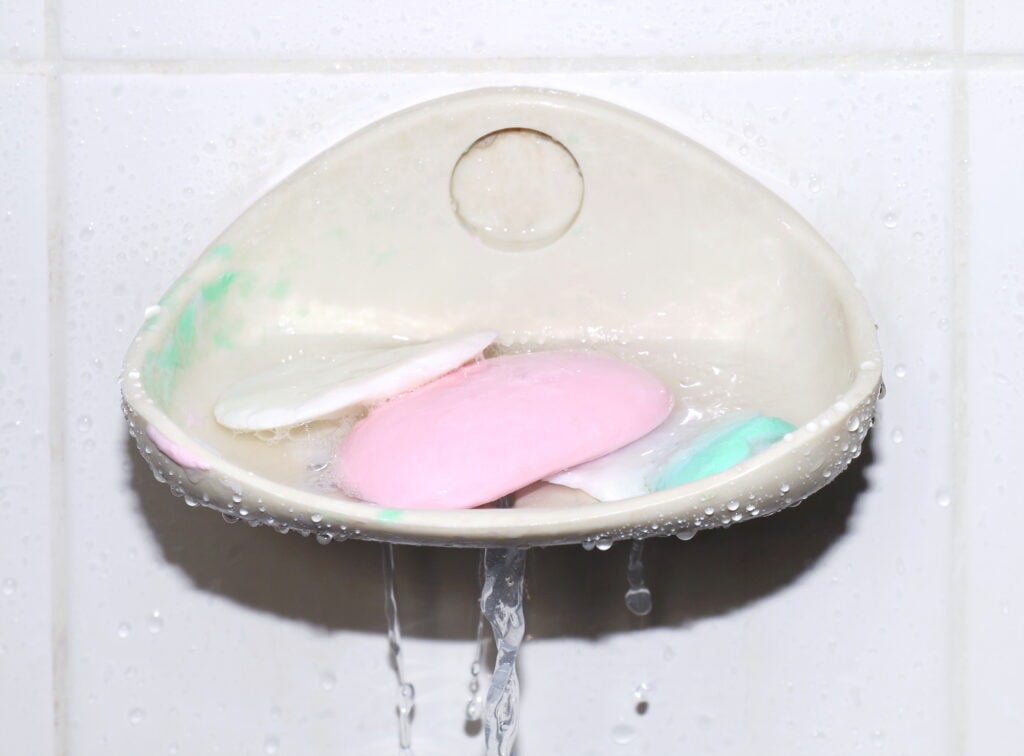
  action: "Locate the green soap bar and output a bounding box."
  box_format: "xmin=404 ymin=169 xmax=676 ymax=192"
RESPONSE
xmin=651 ymin=415 xmax=795 ymax=491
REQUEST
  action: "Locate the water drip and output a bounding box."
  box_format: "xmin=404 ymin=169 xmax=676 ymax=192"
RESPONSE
xmin=624 ymin=540 xmax=653 ymax=617
xmin=465 ymin=609 xmax=489 ymax=722
xmin=383 ymin=544 xmax=415 ymax=754
xmin=480 ymin=547 xmax=527 ymax=756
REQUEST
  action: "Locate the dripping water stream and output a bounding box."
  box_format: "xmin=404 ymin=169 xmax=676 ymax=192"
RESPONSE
xmin=465 ymin=605 xmax=489 ymax=722
xmin=624 ymin=539 xmax=653 ymax=617
xmin=382 ymin=543 xmax=415 ymax=754
xmin=474 ymin=495 xmax=526 ymax=755
xmin=480 ymin=546 xmax=527 ymax=756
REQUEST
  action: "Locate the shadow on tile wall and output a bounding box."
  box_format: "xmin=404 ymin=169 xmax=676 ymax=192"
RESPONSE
xmin=129 ymin=436 xmax=874 ymax=640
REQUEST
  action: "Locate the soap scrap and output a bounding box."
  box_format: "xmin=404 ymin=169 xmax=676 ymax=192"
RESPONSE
xmin=146 ymin=424 xmax=209 ymax=471
xmin=548 ymin=405 xmax=718 ymax=501
xmin=213 ymin=331 xmax=497 ymax=431
xmin=651 ymin=414 xmax=794 ymax=491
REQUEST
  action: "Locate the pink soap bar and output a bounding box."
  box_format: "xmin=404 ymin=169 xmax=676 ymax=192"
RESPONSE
xmin=334 ymin=351 xmax=673 ymax=509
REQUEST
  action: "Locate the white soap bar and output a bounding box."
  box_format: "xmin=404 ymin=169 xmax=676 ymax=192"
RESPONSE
xmin=214 ymin=331 xmax=497 ymax=431
xmin=548 ymin=407 xmax=746 ymax=501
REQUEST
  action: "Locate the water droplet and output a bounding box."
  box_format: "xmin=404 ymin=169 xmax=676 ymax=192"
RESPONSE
xmin=117 ymin=622 xmax=131 ymax=638
xmin=891 ymin=428 xmax=904 ymax=445
xmin=882 ymin=211 xmax=898 ymax=229
xmin=222 ymin=513 xmax=239 ymax=524
xmin=780 ymin=483 xmax=791 ymax=493
xmin=726 ymin=501 xmax=739 ymax=512
xmin=1 ymin=578 xmax=15 ymax=596
xmin=147 ymin=611 xmax=163 ymax=634
xmin=624 ymin=587 xmax=652 ymax=616
xmin=316 ymin=532 xmax=332 ymax=546
xmin=675 ymin=528 xmax=696 ymax=541
xmin=310 ymin=513 xmax=323 ymax=524
xmin=634 ymin=682 xmax=651 ymax=714
xmin=846 ymin=416 xmax=860 ymax=432
xmin=184 ymin=496 xmax=199 ymax=508
xmin=320 ymin=670 xmax=336 ymax=690
xmin=77 ymin=415 xmax=92 ymax=432
xmin=703 ymin=506 xmax=715 ymax=516
xmin=264 ymin=736 xmax=279 ymax=754
xmin=596 ymin=538 xmax=613 ymax=551
xmin=129 ymin=708 xmax=145 ymax=725
xmin=894 ymin=364 xmax=907 ymax=378
xmin=79 ymin=224 xmax=95 ymax=240
xmin=633 ymin=682 xmax=650 ymax=703
xmin=936 ymin=489 xmax=951 ymax=508
xmin=611 ymin=722 xmax=636 ymax=745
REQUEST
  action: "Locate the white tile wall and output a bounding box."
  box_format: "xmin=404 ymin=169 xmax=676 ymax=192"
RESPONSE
xmin=964 ymin=72 xmax=1024 ymax=756
xmin=1 ymin=2 xmax=1020 ymax=755
xmin=0 ymin=1 xmax=45 ymax=59
xmin=966 ymin=0 xmax=1024 ymax=52
xmin=60 ymin=1 xmax=952 ymax=60
xmin=0 ymin=72 xmax=53 ymax=756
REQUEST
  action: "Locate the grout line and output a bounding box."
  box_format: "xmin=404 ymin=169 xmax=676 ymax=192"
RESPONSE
xmin=950 ymin=2 xmax=969 ymax=755
xmin=954 ymin=0 xmax=966 ymax=54
xmin=43 ymin=2 xmax=68 ymax=754
xmin=4 ymin=51 xmax=1024 ymax=75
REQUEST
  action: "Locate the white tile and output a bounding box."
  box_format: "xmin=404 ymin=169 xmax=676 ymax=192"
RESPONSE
xmin=965 ymin=0 xmax=1024 ymax=52
xmin=0 ymin=74 xmax=53 ymax=754
xmin=0 ymin=0 xmax=45 ymax=59
xmin=63 ymin=71 xmax=953 ymax=754
xmin=964 ymin=72 xmax=1024 ymax=756
xmin=60 ymin=0 xmax=953 ymax=60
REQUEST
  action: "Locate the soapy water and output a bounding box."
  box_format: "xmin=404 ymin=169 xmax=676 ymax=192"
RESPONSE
xmin=175 ymin=334 xmax=791 ymax=507
xmin=382 ymin=544 xmax=415 ymax=754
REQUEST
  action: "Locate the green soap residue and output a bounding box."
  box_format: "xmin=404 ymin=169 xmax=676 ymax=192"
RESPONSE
xmin=210 ymin=328 xmax=235 ymax=350
xmin=201 ymin=271 xmax=238 ymax=303
xmin=157 ymin=244 xmax=232 ymax=308
xmin=378 ymin=508 xmax=403 ymax=522
xmin=267 ymin=279 xmax=289 ymax=299
xmin=208 ymin=243 xmax=233 ymax=259
xmin=652 ymin=415 xmax=795 ymax=491
xmin=144 ymin=267 xmax=241 ymax=406
xmin=144 ymin=298 xmax=199 ymax=405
